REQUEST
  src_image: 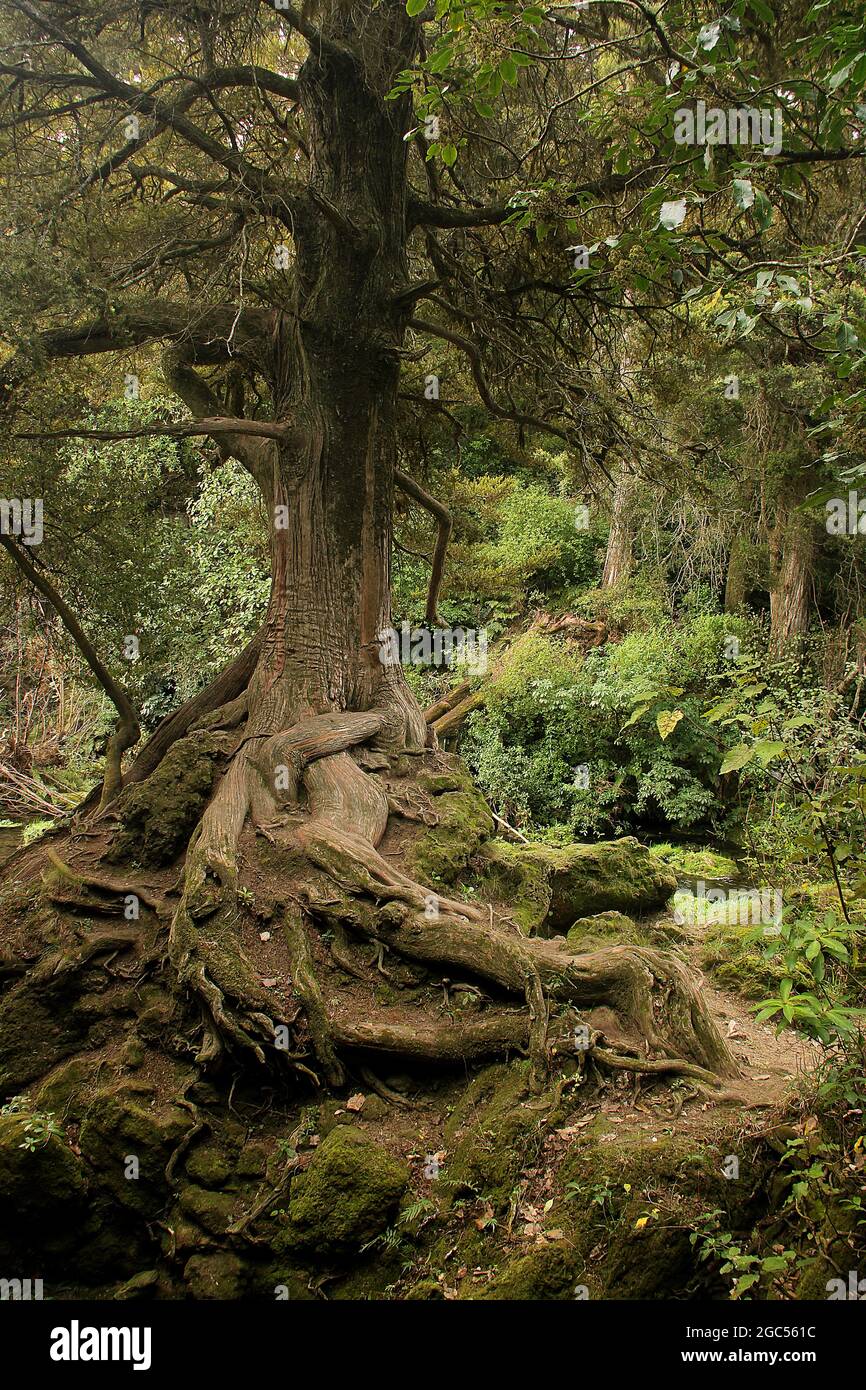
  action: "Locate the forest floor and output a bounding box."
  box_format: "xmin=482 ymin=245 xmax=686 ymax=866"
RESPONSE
xmin=0 ymin=803 xmax=826 ymax=1301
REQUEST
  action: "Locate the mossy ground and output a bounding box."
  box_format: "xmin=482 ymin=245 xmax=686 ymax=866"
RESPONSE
xmin=0 ymin=754 xmax=836 ymax=1301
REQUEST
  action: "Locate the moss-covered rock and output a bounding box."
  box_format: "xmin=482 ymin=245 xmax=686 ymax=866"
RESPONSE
xmin=0 ymin=1112 xmax=88 ymax=1246
xmin=473 ymin=836 xmax=677 ymax=935
xmin=184 ymin=1251 xmax=246 ymax=1299
xmin=405 ymin=1278 xmax=446 ymax=1300
xmin=32 ymin=1053 xmax=103 ymax=1120
xmin=178 ymin=1184 xmax=239 ymax=1236
xmin=113 ymin=1269 xmax=160 ymax=1301
xmin=474 ymin=1244 xmax=577 ymax=1300
xmin=408 ymin=758 xmax=494 ymax=884
xmin=278 ymin=1125 xmax=409 ymax=1254
xmin=566 ymin=911 xmax=640 ymax=947
xmin=78 ymin=1084 xmax=193 ymax=1216
xmin=107 ymin=735 xmax=222 ymax=867
xmin=649 ymin=843 xmax=740 ymax=881
xmin=441 ymin=1061 xmax=542 ymax=1209
xmin=0 ymin=972 xmax=89 ymax=1092
xmin=183 ymin=1141 xmax=235 ymax=1189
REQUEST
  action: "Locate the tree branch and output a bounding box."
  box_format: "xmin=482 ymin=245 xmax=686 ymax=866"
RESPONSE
xmin=395 ymin=469 xmax=452 ymax=625
xmin=0 ymin=535 xmax=139 ymax=805
xmin=409 ymin=316 xmax=575 ymax=447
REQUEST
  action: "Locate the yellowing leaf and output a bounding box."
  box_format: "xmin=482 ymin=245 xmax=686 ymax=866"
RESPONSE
xmin=656 ymin=709 xmax=684 ymax=740
xmin=634 ymin=1215 xmax=649 ymax=1230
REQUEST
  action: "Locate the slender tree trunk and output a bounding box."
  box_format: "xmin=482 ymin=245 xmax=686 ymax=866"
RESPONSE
xmin=602 ymin=464 xmax=633 ymax=588
xmin=724 ymin=533 xmax=751 ymax=614
xmin=769 ymin=504 xmax=815 ymax=653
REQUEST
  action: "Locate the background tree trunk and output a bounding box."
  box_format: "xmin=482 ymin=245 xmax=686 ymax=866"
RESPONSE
xmin=602 ymin=464 xmax=634 ymax=588
xmin=769 ymin=505 xmax=815 ymax=653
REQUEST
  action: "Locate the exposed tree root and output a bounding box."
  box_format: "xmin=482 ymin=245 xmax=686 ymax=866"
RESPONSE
xmin=329 ymin=1010 xmax=530 ymax=1061
xmin=282 ymin=909 xmax=345 ymax=1088
xmin=89 ymin=693 xmax=738 ymax=1089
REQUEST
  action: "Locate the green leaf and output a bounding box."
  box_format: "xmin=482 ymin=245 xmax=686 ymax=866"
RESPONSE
xmin=499 ymin=56 xmax=518 ymax=86
xmin=732 ymin=178 xmax=755 ymax=211
xmin=752 ymin=739 xmax=786 ymax=766
xmin=406 ymin=0 xmax=427 ymax=15
xmin=621 ymin=703 xmax=651 ymax=730
xmin=720 ymin=743 xmax=754 ymax=774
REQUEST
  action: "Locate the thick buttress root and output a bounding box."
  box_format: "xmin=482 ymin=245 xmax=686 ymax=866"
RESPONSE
xmin=161 ymin=703 xmax=737 ymax=1087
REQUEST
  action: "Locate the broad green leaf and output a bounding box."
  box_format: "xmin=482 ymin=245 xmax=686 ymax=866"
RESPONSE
xmin=732 ymin=178 xmax=755 ymax=211
xmin=720 ymin=743 xmax=754 ymax=774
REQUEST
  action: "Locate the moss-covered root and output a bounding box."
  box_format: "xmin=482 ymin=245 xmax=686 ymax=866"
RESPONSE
xmin=167 ymin=758 xmax=282 ymax=1065
xmin=319 ymin=895 xmax=737 ymax=1078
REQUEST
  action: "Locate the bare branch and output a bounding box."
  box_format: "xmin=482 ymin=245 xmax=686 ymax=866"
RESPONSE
xmin=0 ymin=534 xmax=139 ymax=804
xmin=395 ymin=469 xmax=452 ymax=625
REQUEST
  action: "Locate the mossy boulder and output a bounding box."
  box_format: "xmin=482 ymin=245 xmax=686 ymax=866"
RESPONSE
xmin=184 ymin=1251 xmax=246 ymax=1299
xmin=183 ymin=1141 xmax=235 ymax=1189
xmin=408 ymin=758 xmax=494 ymax=884
xmin=78 ymin=1085 xmax=193 ymax=1216
xmin=277 ymin=1125 xmax=409 ymax=1254
xmin=178 ymin=1184 xmax=239 ymax=1236
xmin=0 ymin=1112 xmax=89 ymax=1264
xmin=474 ymin=837 xmax=677 ymax=936
xmin=474 ymin=1244 xmax=578 ymax=1300
xmin=33 ymin=1053 xmax=103 ymax=1120
xmin=566 ymin=911 xmax=639 ymax=947
xmin=0 ymin=972 xmax=89 ymax=1092
xmin=107 ymin=735 xmax=222 ymax=867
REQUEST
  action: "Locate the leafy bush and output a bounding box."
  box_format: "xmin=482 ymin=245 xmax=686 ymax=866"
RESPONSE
xmin=462 ymin=612 xmax=756 ymax=840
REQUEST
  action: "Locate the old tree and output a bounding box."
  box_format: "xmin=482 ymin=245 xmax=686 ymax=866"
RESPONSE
xmin=8 ymin=0 xmax=862 ymax=1165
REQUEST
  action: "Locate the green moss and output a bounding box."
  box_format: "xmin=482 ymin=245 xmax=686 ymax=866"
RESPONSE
xmin=473 ymin=1244 xmax=578 ymax=1300
xmin=0 ymin=972 xmax=88 ymax=1092
xmin=470 ymin=840 xmax=552 ymax=934
xmin=278 ymin=1126 xmax=409 ymax=1254
xmin=473 ymin=836 xmax=677 ymax=936
xmin=78 ymin=1084 xmax=193 ymax=1216
xmin=441 ymin=1061 xmax=543 ymax=1209
xmin=184 ymin=1251 xmax=246 ymax=1299
xmin=113 ymin=1269 xmax=161 ymax=1300
xmin=0 ymin=1113 xmax=88 ymax=1244
xmin=33 ymin=1053 xmax=103 ymax=1119
xmin=408 ymin=758 xmax=494 ymax=885
xmin=601 ymin=1209 xmax=695 ymax=1299
xmin=700 ymin=922 xmax=799 ymax=999
xmin=649 ymin=842 xmax=740 ymax=881
xmin=566 ymin=910 xmax=641 ymax=947
xmin=107 ymin=735 xmax=222 ymax=867
xmin=405 ymin=1278 xmax=446 ymax=1300
xmin=178 ymin=1184 xmax=239 ymax=1235
xmin=235 ymin=1140 xmax=269 ymax=1179
xmin=183 ymin=1142 xmax=235 ymax=1189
